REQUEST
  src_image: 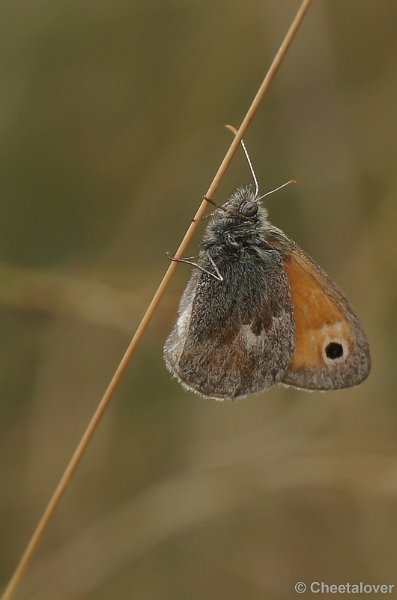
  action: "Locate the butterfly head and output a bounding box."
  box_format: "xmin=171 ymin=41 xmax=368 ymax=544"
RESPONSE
xmin=202 ymin=186 xmax=269 ymax=250
xmin=219 ymin=186 xmax=268 ymax=224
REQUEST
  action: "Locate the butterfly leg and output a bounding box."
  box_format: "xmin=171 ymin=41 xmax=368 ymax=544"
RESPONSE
xmin=192 ymin=212 xmax=216 ymax=223
xmin=203 ymin=195 xmax=254 ymax=223
xmin=166 ymin=251 xmax=223 ymax=282
xmin=203 ymin=195 xmax=220 ymax=209
xmin=192 ymin=196 xmax=225 ymax=223
xmin=203 ymin=196 xmax=234 ymax=216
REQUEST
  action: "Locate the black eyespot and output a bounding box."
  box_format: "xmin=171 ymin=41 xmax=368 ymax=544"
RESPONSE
xmin=325 ymin=342 xmax=344 ymax=360
xmin=240 ymin=201 xmax=258 ymax=217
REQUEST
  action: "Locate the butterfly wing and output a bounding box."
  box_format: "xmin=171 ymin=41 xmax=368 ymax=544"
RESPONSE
xmin=266 ymin=227 xmax=371 ymax=390
xmin=164 ymin=248 xmax=295 ymax=400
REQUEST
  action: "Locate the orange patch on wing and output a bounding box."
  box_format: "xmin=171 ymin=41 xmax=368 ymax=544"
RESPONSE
xmin=284 ymin=255 xmax=352 ymax=372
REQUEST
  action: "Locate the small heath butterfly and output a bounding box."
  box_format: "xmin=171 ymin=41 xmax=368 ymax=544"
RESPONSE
xmin=164 ymin=143 xmax=370 ymax=400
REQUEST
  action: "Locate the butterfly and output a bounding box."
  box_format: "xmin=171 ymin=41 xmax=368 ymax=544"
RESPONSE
xmin=164 ymin=144 xmax=370 ymax=400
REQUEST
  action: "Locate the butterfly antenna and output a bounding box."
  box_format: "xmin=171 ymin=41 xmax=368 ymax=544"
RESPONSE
xmin=256 ymin=179 xmax=297 ymax=202
xmin=225 ymin=125 xmax=293 ymax=200
xmin=240 ymin=138 xmax=259 ymax=198
xmin=225 ymin=125 xmax=259 ymax=197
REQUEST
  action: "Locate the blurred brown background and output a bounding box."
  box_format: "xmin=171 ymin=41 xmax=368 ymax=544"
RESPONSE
xmin=1 ymin=1 xmax=396 ymax=598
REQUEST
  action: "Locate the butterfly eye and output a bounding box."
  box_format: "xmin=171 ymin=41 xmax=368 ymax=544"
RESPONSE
xmin=325 ymin=342 xmax=344 ymax=360
xmin=240 ymin=201 xmax=258 ymax=217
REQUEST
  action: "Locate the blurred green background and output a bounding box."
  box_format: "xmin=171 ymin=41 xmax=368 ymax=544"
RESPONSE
xmin=1 ymin=1 xmax=397 ymax=598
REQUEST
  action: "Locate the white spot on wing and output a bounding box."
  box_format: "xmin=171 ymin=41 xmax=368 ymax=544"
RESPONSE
xmin=240 ymin=324 xmax=259 ymax=349
xmin=239 ymin=323 xmax=270 ymax=352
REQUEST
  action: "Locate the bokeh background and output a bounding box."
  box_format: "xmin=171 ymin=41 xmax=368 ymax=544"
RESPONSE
xmin=1 ymin=1 xmax=397 ymax=598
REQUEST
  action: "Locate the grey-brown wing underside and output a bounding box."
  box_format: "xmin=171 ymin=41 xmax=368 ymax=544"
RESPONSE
xmin=164 ymin=249 xmax=295 ymax=400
